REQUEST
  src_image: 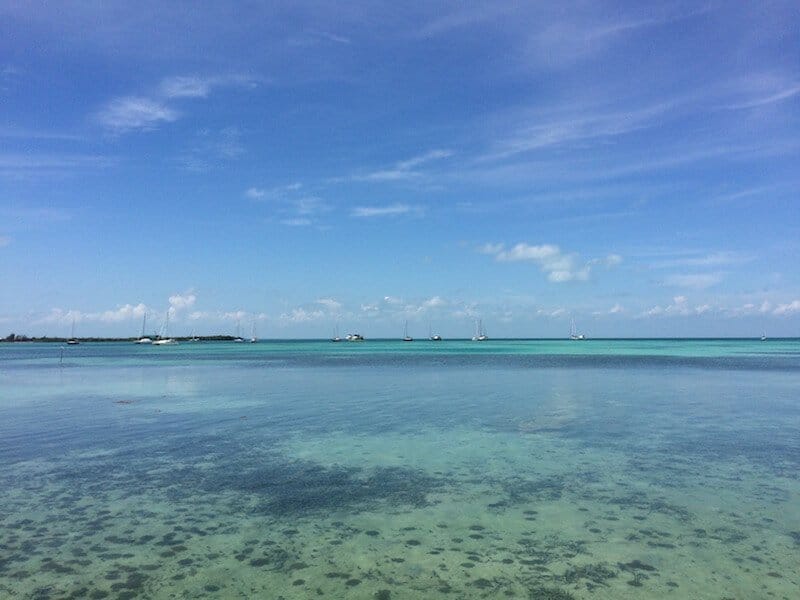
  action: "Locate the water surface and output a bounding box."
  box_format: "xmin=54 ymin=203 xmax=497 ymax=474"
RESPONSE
xmin=1 ymin=340 xmax=799 ymax=599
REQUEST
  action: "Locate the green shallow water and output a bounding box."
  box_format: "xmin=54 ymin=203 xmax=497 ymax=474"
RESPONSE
xmin=1 ymin=340 xmax=799 ymax=599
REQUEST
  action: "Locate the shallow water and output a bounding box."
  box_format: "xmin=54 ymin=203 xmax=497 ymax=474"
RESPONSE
xmin=1 ymin=340 xmax=799 ymax=599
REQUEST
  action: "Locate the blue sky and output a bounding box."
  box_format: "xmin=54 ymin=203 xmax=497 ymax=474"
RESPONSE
xmin=1 ymin=1 xmax=799 ymax=338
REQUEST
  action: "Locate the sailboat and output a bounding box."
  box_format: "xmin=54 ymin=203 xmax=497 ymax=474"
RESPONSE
xmin=402 ymin=320 xmax=413 ymax=342
xmin=569 ymin=318 xmax=585 ymax=341
xmin=233 ymin=320 xmax=244 ymax=343
xmin=428 ymin=322 xmax=442 ymax=341
xmin=760 ymin=330 xmax=767 ymax=341
xmin=152 ymin=311 xmax=178 ymax=345
xmin=331 ymin=325 xmax=341 ymax=342
xmin=135 ymin=313 xmax=152 ymax=344
xmin=472 ymin=319 xmax=488 ymax=341
xmin=67 ymin=318 xmax=80 ymax=345
xmin=249 ymin=321 xmax=257 ymax=343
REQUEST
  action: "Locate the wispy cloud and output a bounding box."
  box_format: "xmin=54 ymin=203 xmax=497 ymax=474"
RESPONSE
xmin=160 ymin=76 xmax=213 ymax=99
xmin=348 ymin=150 xmax=452 ymax=182
xmin=245 ymin=182 xmax=330 ymax=226
xmin=96 ymin=97 xmax=179 ymax=133
xmin=773 ymin=300 xmax=800 ymax=316
xmin=0 ymin=206 xmax=72 ymax=224
xmin=608 ymin=303 xmax=625 ymax=314
xmin=525 ymin=4 xmax=713 ymax=69
xmin=279 ymin=218 xmax=312 ymax=226
xmin=0 ymin=127 xmax=85 ymax=141
xmin=351 ymin=203 xmax=418 ymax=218
xmin=664 ymin=273 xmax=723 ymax=289
xmin=288 ymin=30 xmax=352 ymax=47
xmin=280 ymin=307 xmax=326 ymax=323
xmin=638 ymin=296 xmax=711 ymax=318
xmin=35 ymin=303 xmax=149 ymax=325
xmin=177 ymin=126 xmax=245 ymax=171
xmin=483 ymin=101 xmax=677 ymax=160
xmin=722 ymin=73 xmax=800 ymax=110
xmin=244 ymin=182 xmax=303 ymax=201
xmin=96 ymin=74 xmax=256 ymax=134
xmin=0 ymin=153 xmax=114 ymax=178
xmin=651 ymin=251 xmax=748 ymax=269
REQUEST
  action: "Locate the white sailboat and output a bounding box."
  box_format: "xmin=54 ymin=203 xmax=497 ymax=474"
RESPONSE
xmin=135 ymin=313 xmax=152 ymax=344
xmin=233 ymin=320 xmax=244 ymax=343
xmin=472 ymin=319 xmax=488 ymax=341
xmin=331 ymin=325 xmax=341 ymax=342
xmin=152 ymin=311 xmax=178 ymax=345
xmin=569 ymin=318 xmax=585 ymax=341
xmin=249 ymin=321 xmax=257 ymax=343
xmin=760 ymin=330 xmax=767 ymax=341
xmin=67 ymin=318 xmax=80 ymax=345
xmin=429 ymin=322 xmax=442 ymax=341
xmin=402 ymin=320 xmax=413 ymax=342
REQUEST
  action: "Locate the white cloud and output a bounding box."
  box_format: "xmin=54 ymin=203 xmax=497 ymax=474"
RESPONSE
xmin=222 ymin=310 xmax=248 ymax=321
xmin=664 ymin=273 xmax=723 ymax=289
xmin=773 ymin=300 xmax=800 ymax=315
xmin=351 ymin=204 xmax=413 ymax=218
xmin=245 ymin=187 xmax=266 ymax=199
xmin=590 ymin=253 xmax=622 ymax=267
xmin=280 ymin=308 xmax=325 ymax=323
xmin=608 ymin=303 xmax=625 ymax=314
xmin=280 ymin=218 xmax=312 ymax=226
xmin=643 ymin=305 xmax=664 ymax=317
xmin=694 ymin=304 xmax=712 ymax=315
xmin=422 ymin=296 xmax=447 ymax=309
xmin=168 ymin=293 xmax=196 ymax=316
xmin=0 ymin=235 xmax=10 ymax=247
xmin=317 ymin=298 xmax=342 ymax=312
xmin=482 ymin=242 xmax=616 ymax=283
xmin=478 ymin=242 xmax=505 ymax=255
xmin=638 ymin=296 xmax=721 ymax=318
xmin=536 ymin=307 xmax=567 ymax=318
xmin=160 ymin=75 xmax=213 ymax=98
xmin=169 ymin=293 xmax=196 ymax=310
xmin=96 ymin=303 xmax=147 ymax=323
xmin=96 ymin=97 xmax=178 ymax=132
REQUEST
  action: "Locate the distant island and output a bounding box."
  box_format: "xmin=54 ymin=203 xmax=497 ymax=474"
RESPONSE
xmin=2 ymin=333 xmax=241 ymax=343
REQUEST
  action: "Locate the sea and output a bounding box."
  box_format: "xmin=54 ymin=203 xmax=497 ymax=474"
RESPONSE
xmin=1 ymin=339 xmax=798 ymax=599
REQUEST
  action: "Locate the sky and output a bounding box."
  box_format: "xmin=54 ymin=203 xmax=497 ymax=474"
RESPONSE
xmin=1 ymin=1 xmax=799 ymax=338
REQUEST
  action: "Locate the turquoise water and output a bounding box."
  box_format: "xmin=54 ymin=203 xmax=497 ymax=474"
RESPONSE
xmin=1 ymin=340 xmax=799 ymax=599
